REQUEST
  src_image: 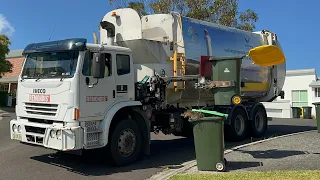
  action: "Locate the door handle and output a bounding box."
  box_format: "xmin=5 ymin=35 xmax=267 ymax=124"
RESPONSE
xmin=113 ymin=90 xmax=115 ymax=98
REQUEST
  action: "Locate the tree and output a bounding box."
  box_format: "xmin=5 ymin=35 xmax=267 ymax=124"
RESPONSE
xmin=0 ymin=34 xmax=13 ymax=78
xmin=108 ymin=0 xmax=259 ymax=32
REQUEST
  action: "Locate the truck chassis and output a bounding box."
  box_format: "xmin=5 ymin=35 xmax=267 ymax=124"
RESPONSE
xmin=101 ymin=74 xmax=268 ymax=166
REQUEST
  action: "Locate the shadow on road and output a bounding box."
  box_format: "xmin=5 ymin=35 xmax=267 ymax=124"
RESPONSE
xmin=236 ymin=149 xmax=307 ymax=159
xmin=30 ymin=123 xmax=316 ymax=177
xmin=31 ymin=137 xmax=195 ymax=177
xmin=226 ymin=161 xmax=263 ymax=171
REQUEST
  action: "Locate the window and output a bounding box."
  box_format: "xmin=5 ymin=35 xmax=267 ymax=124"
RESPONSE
xmin=292 ymin=90 xmax=308 ymax=107
xmin=82 ymin=52 xmax=112 ymax=77
xmin=116 ymin=54 xmax=130 ymax=75
xmin=0 ymin=84 xmax=9 ymax=92
xmin=315 ymin=88 xmax=320 ymax=97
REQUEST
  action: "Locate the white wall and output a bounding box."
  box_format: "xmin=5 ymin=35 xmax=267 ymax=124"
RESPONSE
xmin=311 ymin=87 xmax=320 ymax=105
xmin=262 ymin=100 xmax=291 ymax=118
xmin=276 ymin=71 xmax=317 ymax=116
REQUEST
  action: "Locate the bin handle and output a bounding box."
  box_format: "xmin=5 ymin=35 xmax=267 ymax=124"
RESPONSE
xmin=191 ymin=109 xmax=228 ymax=118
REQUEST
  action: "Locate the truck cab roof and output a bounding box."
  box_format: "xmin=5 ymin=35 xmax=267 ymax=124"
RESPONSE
xmin=22 ymin=38 xmax=132 ymax=55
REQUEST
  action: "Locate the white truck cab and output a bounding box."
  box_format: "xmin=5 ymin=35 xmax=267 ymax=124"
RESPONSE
xmin=10 ymin=39 xmax=148 ymax=164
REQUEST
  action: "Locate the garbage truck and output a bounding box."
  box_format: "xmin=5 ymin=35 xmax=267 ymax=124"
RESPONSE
xmin=10 ymin=8 xmax=286 ymax=166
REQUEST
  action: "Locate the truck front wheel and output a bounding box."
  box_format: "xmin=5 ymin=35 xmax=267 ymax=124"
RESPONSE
xmin=107 ymin=118 xmax=143 ymax=167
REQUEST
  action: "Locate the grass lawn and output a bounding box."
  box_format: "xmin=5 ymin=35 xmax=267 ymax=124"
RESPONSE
xmin=169 ymin=170 xmax=320 ymax=180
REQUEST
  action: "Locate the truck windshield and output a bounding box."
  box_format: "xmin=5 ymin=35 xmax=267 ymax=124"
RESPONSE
xmin=21 ymin=51 xmax=79 ymax=79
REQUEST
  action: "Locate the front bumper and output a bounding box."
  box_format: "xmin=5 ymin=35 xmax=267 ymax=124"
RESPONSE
xmin=10 ymin=119 xmax=84 ymax=151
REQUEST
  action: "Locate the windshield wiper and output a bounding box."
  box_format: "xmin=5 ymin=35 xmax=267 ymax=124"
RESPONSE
xmin=35 ymin=73 xmax=45 ymax=82
xmin=60 ymin=74 xmax=71 ymax=82
xmin=20 ymin=75 xmax=27 ymax=82
xmin=60 ymin=76 xmax=66 ymax=82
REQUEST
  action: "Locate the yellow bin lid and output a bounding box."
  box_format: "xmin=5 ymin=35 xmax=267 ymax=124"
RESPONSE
xmin=248 ymin=45 xmax=286 ymax=67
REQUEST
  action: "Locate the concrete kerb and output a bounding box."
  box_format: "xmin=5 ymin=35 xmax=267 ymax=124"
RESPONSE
xmin=0 ymin=113 xmax=11 ymax=122
xmin=148 ymin=129 xmax=317 ymax=180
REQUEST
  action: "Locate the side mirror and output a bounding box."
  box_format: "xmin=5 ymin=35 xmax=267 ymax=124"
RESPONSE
xmin=92 ymin=53 xmax=105 ymax=78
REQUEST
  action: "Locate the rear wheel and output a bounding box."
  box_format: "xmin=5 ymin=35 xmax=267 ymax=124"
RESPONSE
xmin=107 ymin=118 xmax=143 ymax=167
xmin=250 ymin=106 xmax=268 ymax=138
xmin=225 ymin=108 xmax=248 ymax=142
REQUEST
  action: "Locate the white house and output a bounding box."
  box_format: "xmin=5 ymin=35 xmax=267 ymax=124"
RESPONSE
xmin=263 ymin=68 xmax=319 ymax=118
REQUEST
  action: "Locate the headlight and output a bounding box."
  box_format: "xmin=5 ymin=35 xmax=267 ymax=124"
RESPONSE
xmin=56 ymin=130 xmax=62 ymax=140
xmin=50 ymin=130 xmax=56 ymax=138
xmin=17 ymin=125 xmax=21 ymax=133
xmin=12 ymin=124 xmax=17 ymax=132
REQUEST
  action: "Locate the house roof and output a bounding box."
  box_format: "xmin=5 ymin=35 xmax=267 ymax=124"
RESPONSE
xmin=0 ymin=49 xmax=26 ymax=83
xmin=0 ymin=76 xmax=18 ymax=83
xmin=0 ymin=56 xmax=25 ymax=83
xmin=3 ymin=57 xmax=25 ymax=78
xmin=6 ymin=49 xmax=24 ymax=59
xmin=310 ymin=80 xmax=320 ymax=87
xmin=286 ymin=68 xmax=317 ymax=77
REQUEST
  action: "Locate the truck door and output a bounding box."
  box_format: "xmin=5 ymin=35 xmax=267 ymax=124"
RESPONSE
xmin=79 ymin=51 xmax=116 ymax=119
xmin=114 ymin=53 xmax=134 ymax=101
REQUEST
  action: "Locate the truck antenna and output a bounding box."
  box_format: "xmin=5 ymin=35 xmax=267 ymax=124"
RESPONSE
xmin=48 ymin=24 xmax=56 ymax=41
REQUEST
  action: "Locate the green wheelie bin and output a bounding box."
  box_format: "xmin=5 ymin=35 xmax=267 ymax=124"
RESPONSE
xmin=189 ymin=110 xmax=227 ymax=172
xmin=313 ymin=102 xmax=320 ymax=133
xmin=291 ymin=107 xmax=301 ymax=118
xmin=302 ymin=106 xmax=312 ymax=119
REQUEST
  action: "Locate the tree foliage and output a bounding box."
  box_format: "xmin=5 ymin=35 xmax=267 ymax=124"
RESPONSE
xmin=0 ymin=34 xmax=13 ymax=78
xmin=108 ymin=0 xmax=259 ymax=31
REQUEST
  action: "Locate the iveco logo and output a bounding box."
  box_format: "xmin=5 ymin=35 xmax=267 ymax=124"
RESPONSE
xmin=33 ymin=89 xmax=46 ymax=94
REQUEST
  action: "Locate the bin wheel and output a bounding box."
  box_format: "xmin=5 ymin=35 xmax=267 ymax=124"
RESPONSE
xmin=216 ymin=162 xmax=226 ymax=172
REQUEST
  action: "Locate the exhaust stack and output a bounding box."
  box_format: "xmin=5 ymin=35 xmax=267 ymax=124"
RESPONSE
xmin=100 ymin=21 xmax=115 ymax=46
xmin=93 ymin=32 xmax=98 ymax=44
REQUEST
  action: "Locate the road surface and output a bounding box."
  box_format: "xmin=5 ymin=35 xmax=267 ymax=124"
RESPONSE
xmin=185 ymin=130 xmax=320 ymax=174
xmin=0 ymin=113 xmax=316 ymax=180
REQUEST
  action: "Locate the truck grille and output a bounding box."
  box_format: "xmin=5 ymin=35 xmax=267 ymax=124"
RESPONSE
xmin=25 ymin=126 xmax=46 ymax=135
xmin=24 ymin=103 xmax=58 ymax=116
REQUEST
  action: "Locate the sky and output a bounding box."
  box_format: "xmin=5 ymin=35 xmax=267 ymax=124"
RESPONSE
xmin=1 ymin=0 xmax=319 ymax=73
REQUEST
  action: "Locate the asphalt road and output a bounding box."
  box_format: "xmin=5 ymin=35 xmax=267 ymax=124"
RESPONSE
xmin=0 ymin=113 xmax=317 ymax=180
xmin=223 ymin=131 xmax=320 ymax=172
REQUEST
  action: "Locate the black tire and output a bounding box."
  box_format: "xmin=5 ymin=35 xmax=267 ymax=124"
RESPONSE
xmin=225 ymin=107 xmax=248 ymax=142
xmin=250 ymin=106 xmax=268 ymax=138
xmin=107 ymin=118 xmax=143 ymax=167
